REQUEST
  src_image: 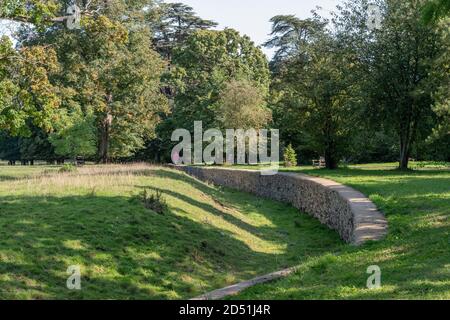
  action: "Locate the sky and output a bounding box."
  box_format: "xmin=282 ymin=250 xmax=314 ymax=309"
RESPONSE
xmin=0 ymin=20 xmax=18 ymax=38
xmin=167 ymin=0 xmax=342 ymax=58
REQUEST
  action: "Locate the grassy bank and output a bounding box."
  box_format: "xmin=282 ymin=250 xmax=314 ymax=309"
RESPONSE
xmin=0 ymin=163 xmax=448 ymax=299
xmin=230 ymin=163 xmax=450 ymax=299
xmin=0 ymin=164 xmax=343 ymax=299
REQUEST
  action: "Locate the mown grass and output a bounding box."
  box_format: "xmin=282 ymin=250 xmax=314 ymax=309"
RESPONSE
xmin=229 ymin=162 xmax=450 ymax=299
xmin=0 ymin=164 xmax=343 ymax=299
xmin=1 ymin=162 xmax=448 ymax=299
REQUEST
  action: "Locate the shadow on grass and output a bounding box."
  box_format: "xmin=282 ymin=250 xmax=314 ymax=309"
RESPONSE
xmin=281 ymin=167 xmax=450 ymax=178
xmin=155 ymin=168 xmax=449 ymax=300
xmin=0 ymin=168 xmax=344 ymax=299
xmin=0 ymin=175 xmax=19 ymax=181
xmin=234 ymin=220 xmax=449 ymax=299
xmin=229 ymin=168 xmax=450 ymax=299
xmin=3 ymin=166 xmax=446 ymax=300
xmin=0 ymin=194 xmax=268 ymax=299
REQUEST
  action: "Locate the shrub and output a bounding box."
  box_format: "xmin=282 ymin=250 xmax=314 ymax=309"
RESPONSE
xmin=59 ymin=164 xmax=77 ymax=173
xmin=283 ymin=144 xmax=298 ymax=167
xmin=141 ymin=189 xmax=167 ymax=214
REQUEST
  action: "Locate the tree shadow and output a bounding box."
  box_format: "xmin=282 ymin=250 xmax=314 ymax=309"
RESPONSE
xmin=229 ymin=167 xmax=450 ymax=300
xmin=282 ymin=167 xmax=450 ymax=178
xmin=0 ymin=166 xmax=343 ymax=299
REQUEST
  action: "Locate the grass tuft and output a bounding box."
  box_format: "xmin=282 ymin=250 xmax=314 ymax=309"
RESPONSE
xmin=140 ymin=189 xmax=168 ymax=214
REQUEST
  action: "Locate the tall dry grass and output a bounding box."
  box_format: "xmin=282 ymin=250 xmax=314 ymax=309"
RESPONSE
xmin=9 ymin=163 xmax=159 ymax=196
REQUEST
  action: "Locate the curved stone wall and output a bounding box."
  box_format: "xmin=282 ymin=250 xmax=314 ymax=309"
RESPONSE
xmin=175 ymin=166 xmax=387 ymax=245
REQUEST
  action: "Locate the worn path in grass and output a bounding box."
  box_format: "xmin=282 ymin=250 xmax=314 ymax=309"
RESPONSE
xmin=229 ymin=163 xmax=450 ymax=299
xmin=0 ymin=164 xmax=343 ymax=299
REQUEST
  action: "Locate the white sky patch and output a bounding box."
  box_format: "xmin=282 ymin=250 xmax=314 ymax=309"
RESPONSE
xmin=166 ymin=0 xmax=342 ymax=59
xmin=0 ymin=19 xmax=21 ymax=46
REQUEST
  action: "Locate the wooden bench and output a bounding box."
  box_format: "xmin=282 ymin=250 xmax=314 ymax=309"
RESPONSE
xmin=312 ymin=157 xmax=326 ymax=168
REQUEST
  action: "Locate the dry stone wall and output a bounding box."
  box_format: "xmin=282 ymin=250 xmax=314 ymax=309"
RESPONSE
xmin=175 ymin=166 xmax=387 ymax=245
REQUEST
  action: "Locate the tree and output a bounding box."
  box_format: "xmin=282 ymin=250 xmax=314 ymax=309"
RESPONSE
xmin=19 ymin=124 xmax=58 ymax=164
xmin=264 ymin=14 xmax=325 ymax=70
xmin=0 ymin=0 xmax=60 ymax=27
xmin=426 ymin=16 xmax=450 ymax=159
xmin=217 ymin=80 xmax=271 ymax=130
xmin=156 ymin=28 xmax=270 ymax=160
xmin=264 ymin=14 xmax=331 ymax=166
xmin=2 ymin=0 xmax=168 ymax=163
xmin=169 ymin=28 xmax=270 ymax=129
xmin=0 ymin=36 xmax=61 ymax=136
xmin=365 ymin=0 xmax=441 ymax=169
xmin=266 ymin=14 xmax=358 ymax=169
xmin=330 ymin=0 xmax=444 ymax=169
xmin=283 ymin=144 xmax=297 ymax=167
xmin=148 ymin=2 xmax=217 ymax=99
xmin=49 ymin=107 xmax=97 ymax=162
xmin=33 ymin=13 xmax=168 ymax=163
xmin=0 ymin=131 xmax=20 ymax=164
xmin=423 ymin=0 xmax=450 ymax=23
xmin=0 ymin=0 xmax=155 ymax=27
xmin=151 ymin=2 xmax=217 ymax=60
xmin=297 ymin=36 xmax=358 ymax=169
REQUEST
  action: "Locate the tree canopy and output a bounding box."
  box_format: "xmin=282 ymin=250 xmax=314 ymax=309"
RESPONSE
xmin=0 ymin=0 xmax=448 ymax=168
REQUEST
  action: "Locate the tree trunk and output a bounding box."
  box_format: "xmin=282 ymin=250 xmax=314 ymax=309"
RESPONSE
xmin=399 ymin=137 xmax=410 ymax=170
xmin=399 ymin=115 xmax=414 ymax=171
xmin=324 ymin=126 xmax=338 ymax=170
xmin=325 ymin=149 xmax=338 ymax=170
xmin=99 ymin=94 xmax=113 ymax=164
xmin=100 ymin=123 xmax=109 ymax=164
xmin=99 ymin=120 xmax=110 ymax=164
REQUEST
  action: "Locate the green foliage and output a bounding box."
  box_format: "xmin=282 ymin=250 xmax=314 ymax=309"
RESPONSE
xmin=0 ymin=0 xmax=60 ymax=29
xmin=170 ymin=29 xmax=270 ymax=128
xmin=264 ymin=15 xmax=325 ymax=70
xmin=0 ymin=36 xmax=60 ymax=136
xmin=267 ymin=1 xmax=447 ymax=169
xmin=347 ymin=130 xmax=399 ymax=164
xmin=58 ymin=163 xmax=77 ymax=173
xmin=29 ymin=12 xmax=168 ymax=162
xmin=217 ymin=80 xmax=272 ymax=130
xmin=1 ymin=0 xmax=448 ymax=167
xmin=422 ymin=0 xmax=450 ymax=23
xmin=0 ymin=130 xmax=20 ymax=161
xmin=427 ymin=17 xmax=450 ymax=151
xmin=1 ymin=1 xmax=169 ymax=163
xmin=267 ymin=17 xmax=358 ymax=169
xmin=360 ymin=0 xmax=441 ymax=169
xmin=283 ymin=144 xmax=298 ymax=167
xmin=151 ymin=2 xmax=217 ymax=59
xmin=157 ymin=28 xmax=270 ymax=159
xmin=19 ymin=125 xmax=57 ymax=162
xmin=140 ymin=189 xmax=168 ymax=215
xmin=49 ymin=107 xmax=97 ymax=159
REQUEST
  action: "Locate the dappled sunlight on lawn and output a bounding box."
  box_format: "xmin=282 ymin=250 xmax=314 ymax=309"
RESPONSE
xmin=0 ymin=164 xmax=343 ymax=299
xmin=232 ymin=164 xmax=450 ymax=300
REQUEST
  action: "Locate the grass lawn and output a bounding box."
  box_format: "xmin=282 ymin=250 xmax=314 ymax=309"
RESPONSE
xmin=0 ymin=162 xmax=448 ymax=299
xmin=228 ymin=162 xmax=450 ymax=299
xmin=0 ymin=164 xmax=343 ymax=299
